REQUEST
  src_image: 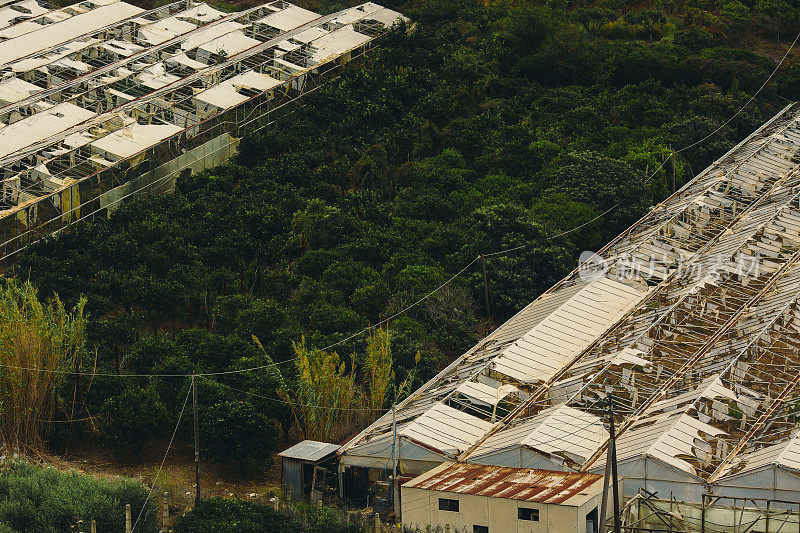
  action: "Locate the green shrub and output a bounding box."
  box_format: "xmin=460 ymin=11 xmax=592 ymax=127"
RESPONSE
xmin=0 ymin=461 xmax=157 ymax=532
xmin=674 ymin=26 xmax=714 ymax=50
xmin=174 ymin=498 xmax=360 ymax=533
xmin=203 ymin=401 xmax=279 ymax=477
xmin=100 ymin=386 xmax=169 ymax=458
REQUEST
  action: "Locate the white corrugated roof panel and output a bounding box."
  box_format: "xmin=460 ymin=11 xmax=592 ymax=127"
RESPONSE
xmin=174 ymin=2 xmax=225 ymax=24
xmin=309 ymin=25 xmax=371 ymax=64
xmin=90 ymin=122 xmax=182 ymax=160
xmin=455 ymin=381 xmax=517 ymax=407
xmin=519 ymin=406 xmax=606 ymax=462
xmin=255 ymin=5 xmax=318 ymax=31
xmin=0 ymin=1 xmax=143 ymax=66
xmin=138 ymin=16 xmax=195 ymax=45
xmin=470 ymin=405 xmax=607 ymax=465
xmin=0 ymin=102 xmax=93 ymax=158
xmin=493 ymin=277 xmax=647 ymax=384
xmin=0 ymin=76 xmax=40 ymax=105
xmin=197 ymin=30 xmax=259 ymax=57
xmin=718 ymin=434 xmax=800 ymax=479
xmin=279 ymin=440 xmax=340 ymax=462
xmin=365 ymin=7 xmax=406 ymax=27
xmin=292 ymin=26 xmax=328 ymax=44
xmin=0 ymin=0 xmax=51 ymax=30
xmin=10 ymin=38 xmax=98 ymax=73
xmin=193 ymin=70 xmax=281 ymax=109
xmin=400 ymin=403 xmax=495 ymax=456
xmin=180 ymin=21 xmax=244 ymax=51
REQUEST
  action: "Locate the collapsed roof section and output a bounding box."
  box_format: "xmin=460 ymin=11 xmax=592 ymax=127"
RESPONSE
xmin=339 ymin=103 xmax=800 ymax=499
xmin=0 ymin=0 xmax=406 ymax=242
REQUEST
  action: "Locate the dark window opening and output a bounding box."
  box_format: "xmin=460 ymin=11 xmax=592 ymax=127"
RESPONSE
xmin=473 ymin=526 xmax=489 ymax=533
xmin=438 ymin=498 xmax=459 ymax=512
xmin=586 ymin=507 xmax=599 ymax=533
xmin=519 ymin=507 xmax=540 ymax=521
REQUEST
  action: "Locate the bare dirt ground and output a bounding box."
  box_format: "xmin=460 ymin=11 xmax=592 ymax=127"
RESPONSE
xmin=50 ymin=439 xmax=283 ymax=518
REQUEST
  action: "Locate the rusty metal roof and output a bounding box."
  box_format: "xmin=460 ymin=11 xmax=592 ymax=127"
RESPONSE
xmin=402 ymin=462 xmax=603 ymax=506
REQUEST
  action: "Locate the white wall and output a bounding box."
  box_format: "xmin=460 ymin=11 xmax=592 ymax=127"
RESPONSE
xmin=401 ymin=487 xmax=600 ymax=533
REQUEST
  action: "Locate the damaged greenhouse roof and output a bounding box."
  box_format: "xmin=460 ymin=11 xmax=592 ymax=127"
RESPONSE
xmin=339 ymin=102 xmax=800 ymax=499
xmin=0 ymin=0 xmax=406 ymax=241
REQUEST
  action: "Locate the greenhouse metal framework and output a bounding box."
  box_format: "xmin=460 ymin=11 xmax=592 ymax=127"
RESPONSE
xmin=0 ymin=0 xmax=405 ymax=259
xmin=340 ymin=103 xmax=800 ymax=504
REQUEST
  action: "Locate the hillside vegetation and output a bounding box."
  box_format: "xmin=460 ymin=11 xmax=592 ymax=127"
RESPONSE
xmin=9 ymin=0 xmax=800 ymax=472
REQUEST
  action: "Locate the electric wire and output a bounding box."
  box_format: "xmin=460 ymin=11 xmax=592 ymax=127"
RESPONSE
xmin=131 ymin=378 xmax=191 ymax=532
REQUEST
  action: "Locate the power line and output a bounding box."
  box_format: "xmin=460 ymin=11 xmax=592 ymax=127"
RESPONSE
xmin=2 ymin=27 xmax=796 ymax=384
xmin=198 ymin=374 xmax=388 ymax=412
xmin=132 ymin=379 xmax=191 ymax=533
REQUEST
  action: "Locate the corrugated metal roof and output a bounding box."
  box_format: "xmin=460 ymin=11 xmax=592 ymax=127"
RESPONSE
xmin=493 ymin=277 xmax=647 ymax=384
xmin=400 ymin=403 xmax=496 ymax=457
xmin=470 ymin=405 xmax=606 ymax=466
xmin=278 ymin=440 xmax=340 ymax=462
xmin=403 ymin=462 xmax=602 ymax=506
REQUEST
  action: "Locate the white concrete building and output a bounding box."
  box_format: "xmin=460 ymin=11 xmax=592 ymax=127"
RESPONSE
xmin=401 ymin=463 xmax=605 ymax=533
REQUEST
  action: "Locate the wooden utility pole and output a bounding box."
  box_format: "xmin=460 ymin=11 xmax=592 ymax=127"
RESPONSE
xmin=609 ymin=402 xmax=621 ymax=533
xmin=192 ymin=373 xmax=201 ymax=503
xmin=600 ymin=400 xmax=622 ymax=533
xmin=480 ymin=255 xmax=491 ymax=323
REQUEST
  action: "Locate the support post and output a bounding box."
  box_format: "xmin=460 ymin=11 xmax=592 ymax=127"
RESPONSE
xmin=91 ymin=520 xmax=96 ymax=533
xmin=599 ymin=441 xmax=612 ymax=533
xmin=125 ymin=504 xmax=132 ymax=533
xmin=701 ymin=494 xmax=706 ymax=533
xmin=392 ymin=397 xmax=401 ymax=520
xmin=192 ymin=373 xmax=201 ymax=503
xmin=162 ymin=492 xmax=169 ymax=532
xmin=609 ymin=402 xmax=621 ymax=533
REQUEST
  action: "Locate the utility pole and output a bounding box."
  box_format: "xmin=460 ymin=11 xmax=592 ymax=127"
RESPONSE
xmin=192 ymin=373 xmax=201 ymax=503
xmin=609 ymin=401 xmax=621 ymax=533
xmin=480 ymin=255 xmax=491 ymax=323
xmin=392 ymin=388 xmax=401 ymax=520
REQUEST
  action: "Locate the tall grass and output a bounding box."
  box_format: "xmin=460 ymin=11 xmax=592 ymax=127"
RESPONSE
xmin=285 ymin=337 xmax=357 ymax=442
xmin=364 ymin=327 xmax=393 ymax=420
xmin=0 ymin=280 xmax=86 ymax=453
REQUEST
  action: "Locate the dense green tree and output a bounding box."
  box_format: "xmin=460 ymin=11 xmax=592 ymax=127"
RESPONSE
xmin=203 ymin=401 xmax=279 ymax=477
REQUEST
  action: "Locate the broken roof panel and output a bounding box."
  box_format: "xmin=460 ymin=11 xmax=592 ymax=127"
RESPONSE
xmin=0 ymin=1 xmax=144 ymax=66
xmin=255 ymin=4 xmax=317 ymax=31
xmin=193 ymin=70 xmax=281 ymax=109
xmin=90 ymin=122 xmax=182 ymax=160
xmin=0 ymin=102 xmax=94 ymax=158
xmin=492 ymin=277 xmax=647 ymax=384
xmin=400 ymin=403 xmax=496 ymax=457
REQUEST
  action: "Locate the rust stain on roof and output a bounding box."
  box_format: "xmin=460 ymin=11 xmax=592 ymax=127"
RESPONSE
xmin=405 ymin=463 xmax=602 ymax=505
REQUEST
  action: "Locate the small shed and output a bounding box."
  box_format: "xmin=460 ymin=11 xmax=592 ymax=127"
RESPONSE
xmin=402 ymin=462 xmax=607 ymax=533
xmin=278 ymin=440 xmax=341 ymax=499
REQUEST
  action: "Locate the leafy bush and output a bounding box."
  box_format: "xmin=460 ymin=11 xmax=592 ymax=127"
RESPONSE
xmin=0 ymin=461 xmax=157 ymax=532
xmin=674 ymin=26 xmax=714 ymax=50
xmin=202 ymin=400 xmax=279 ymax=477
xmin=173 ymin=498 xmax=359 ymax=533
xmin=99 ymin=386 xmax=169 ymax=458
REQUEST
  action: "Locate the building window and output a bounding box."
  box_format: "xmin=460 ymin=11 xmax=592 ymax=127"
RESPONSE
xmin=519 ymin=507 xmax=540 ymax=521
xmin=438 ymin=498 xmax=459 ymax=512
xmin=473 ymin=526 xmax=489 ymax=533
